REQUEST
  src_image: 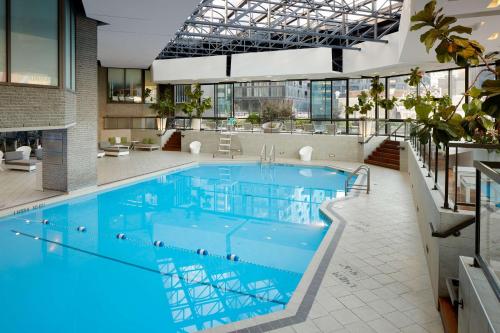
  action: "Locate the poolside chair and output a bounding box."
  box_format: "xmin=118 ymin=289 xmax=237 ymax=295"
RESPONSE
xmin=4 ymin=151 xmax=37 ymax=171
xmin=312 ymin=122 xmax=326 ymax=134
xmin=299 ymin=146 xmax=313 ymax=162
xmin=16 ymin=146 xmax=32 ymax=160
xmin=189 ymin=141 xmax=201 ymax=154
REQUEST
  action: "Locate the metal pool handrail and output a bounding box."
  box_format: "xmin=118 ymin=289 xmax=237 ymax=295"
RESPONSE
xmin=260 ymin=144 xmax=267 ymax=163
xmin=345 ymin=164 xmax=371 ymax=196
xmin=268 ymin=145 xmax=276 ymax=163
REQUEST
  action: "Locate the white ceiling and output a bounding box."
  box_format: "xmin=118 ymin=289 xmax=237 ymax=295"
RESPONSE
xmin=82 ymin=0 xmax=199 ymax=69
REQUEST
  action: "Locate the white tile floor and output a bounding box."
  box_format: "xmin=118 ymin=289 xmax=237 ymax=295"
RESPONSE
xmin=0 ymin=151 xmax=443 ymax=333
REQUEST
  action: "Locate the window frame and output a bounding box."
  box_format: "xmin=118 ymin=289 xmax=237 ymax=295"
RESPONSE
xmin=0 ymin=0 xmax=77 ymax=90
xmin=107 ymin=67 xmax=158 ymax=104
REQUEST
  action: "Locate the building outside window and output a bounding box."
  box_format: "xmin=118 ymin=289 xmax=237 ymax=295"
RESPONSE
xmin=216 ymin=84 xmax=232 ymax=118
xmin=10 ymin=0 xmax=59 ymax=85
xmin=311 ymin=81 xmax=332 ymax=119
xmin=388 ymin=75 xmax=416 ymax=119
xmin=421 ymin=71 xmax=448 ymax=97
xmin=450 ymin=68 xmax=466 ymax=115
xmin=234 ymin=81 xmax=309 ymax=119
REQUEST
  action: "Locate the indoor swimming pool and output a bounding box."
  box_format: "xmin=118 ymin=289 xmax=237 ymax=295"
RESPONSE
xmin=0 ymin=163 xmax=353 ymax=333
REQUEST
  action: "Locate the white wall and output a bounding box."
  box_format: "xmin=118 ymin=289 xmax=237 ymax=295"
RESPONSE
xmin=152 ymin=55 xmax=228 ymax=83
xmin=231 ymin=48 xmax=339 ymax=80
xmin=181 ymin=131 xmax=363 ymax=162
xmin=408 ymin=144 xmax=475 ymax=304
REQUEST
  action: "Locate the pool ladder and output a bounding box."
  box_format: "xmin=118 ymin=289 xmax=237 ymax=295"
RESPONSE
xmin=260 ymin=144 xmax=276 ymax=163
xmin=345 ymin=164 xmax=370 ymax=196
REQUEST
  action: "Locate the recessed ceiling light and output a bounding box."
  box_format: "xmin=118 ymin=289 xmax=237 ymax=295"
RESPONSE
xmin=488 ymin=32 xmax=499 ymax=40
xmin=487 ymin=0 xmax=500 ymax=8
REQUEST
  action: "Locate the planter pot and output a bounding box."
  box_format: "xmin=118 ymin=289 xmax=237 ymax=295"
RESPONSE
xmin=191 ymin=118 xmax=202 ymax=131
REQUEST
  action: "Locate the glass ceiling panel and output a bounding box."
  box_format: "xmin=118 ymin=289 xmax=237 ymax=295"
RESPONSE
xmin=158 ymin=0 xmax=403 ymax=59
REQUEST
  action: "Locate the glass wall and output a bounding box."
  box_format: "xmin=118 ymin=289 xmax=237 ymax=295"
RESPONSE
xmin=311 ymin=81 xmax=332 ymax=119
xmin=0 ymin=0 xmax=5 ymax=82
xmin=216 ymin=84 xmax=233 ymax=118
xmin=108 ymin=68 xmax=155 ymax=103
xmin=234 ymin=81 xmax=309 ymax=120
xmin=144 ymin=70 xmax=157 ymax=104
xmin=124 ymin=69 xmax=142 ymax=103
xmin=387 ymin=75 xmax=416 ymax=119
xmin=108 ymin=68 xmax=125 ymax=102
xmin=450 ymin=68 xmax=466 ymax=114
xmin=332 ymin=80 xmax=347 ymax=119
xmin=65 ymin=0 xmax=76 ymax=91
xmin=201 ymin=84 xmax=215 ymax=117
xmin=348 ymin=78 xmax=373 ymax=118
xmin=11 ymin=0 xmax=59 ymax=85
xmin=421 ymin=71 xmax=449 ymax=97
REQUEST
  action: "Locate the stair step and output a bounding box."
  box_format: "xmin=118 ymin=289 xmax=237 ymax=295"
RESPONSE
xmin=372 ymin=150 xmax=399 ymax=158
xmin=368 ymin=156 xmax=400 ymax=165
xmin=377 ymin=147 xmax=400 ymax=155
xmin=438 ymin=297 xmax=458 ymax=333
xmin=365 ymin=159 xmax=400 ymax=170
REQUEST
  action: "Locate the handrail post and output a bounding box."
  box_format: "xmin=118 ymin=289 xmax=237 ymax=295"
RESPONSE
xmin=474 ymin=168 xmax=481 ymax=265
xmin=454 ymin=145 xmax=459 ymax=212
xmin=427 ymin=139 xmax=432 ymax=177
xmin=443 ymin=145 xmax=450 ymax=209
xmin=367 ymin=168 xmax=370 ymax=194
xmin=422 ymin=143 xmax=426 ymax=168
xmin=433 ymin=144 xmax=439 ymax=190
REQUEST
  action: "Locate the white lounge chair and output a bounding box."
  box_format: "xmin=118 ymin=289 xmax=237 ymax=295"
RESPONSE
xmin=16 ymin=146 xmax=32 ymax=160
xmin=299 ymin=146 xmax=313 ymax=162
xmin=190 ymin=141 xmax=201 ymax=154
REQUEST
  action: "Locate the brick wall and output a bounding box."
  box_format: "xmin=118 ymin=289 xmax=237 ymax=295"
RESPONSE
xmin=42 ymin=16 xmax=98 ymax=192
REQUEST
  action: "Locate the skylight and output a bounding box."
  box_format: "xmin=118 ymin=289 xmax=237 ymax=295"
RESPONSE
xmin=158 ymin=0 xmax=403 ymax=59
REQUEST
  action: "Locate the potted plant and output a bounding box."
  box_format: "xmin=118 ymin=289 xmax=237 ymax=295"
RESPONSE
xmin=182 ymin=83 xmax=212 ymax=131
xmin=149 ymin=90 xmax=176 ymax=133
xmin=346 ymin=90 xmax=374 ymax=140
xmin=405 ymin=0 xmax=499 ymax=146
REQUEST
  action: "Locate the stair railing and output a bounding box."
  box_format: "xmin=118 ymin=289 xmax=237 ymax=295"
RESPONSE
xmin=344 ymin=164 xmax=370 ymax=196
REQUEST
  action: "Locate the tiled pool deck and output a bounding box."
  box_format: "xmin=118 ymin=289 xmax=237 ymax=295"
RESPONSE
xmin=0 ymin=151 xmax=442 ymax=333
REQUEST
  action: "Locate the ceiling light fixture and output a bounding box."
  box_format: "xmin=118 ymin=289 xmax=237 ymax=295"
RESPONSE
xmin=487 ymin=0 xmax=500 ymax=8
xmin=488 ymin=32 xmax=499 ymax=40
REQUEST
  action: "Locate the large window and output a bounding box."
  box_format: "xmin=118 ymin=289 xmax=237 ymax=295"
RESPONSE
xmin=388 ymin=75 xmax=416 ymax=119
xmin=144 ymin=70 xmax=157 ymax=104
xmin=0 ymin=0 xmax=5 ymax=82
xmin=201 ymin=84 xmax=215 ymax=117
xmin=234 ymin=81 xmax=309 ymax=120
xmin=107 ymin=68 xmax=151 ymax=103
xmin=421 ymin=71 xmax=449 ymax=97
xmin=332 ymin=80 xmax=347 ymax=119
xmin=349 ymin=79 xmax=373 ymax=118
xmin=311 ymin=81 xmax=332 ymax=119
xmin=216 ymin=84 xmax=233 ymax=118
xmin=65 ymin=0 xmax=76 ymax=90
xmin=450 ymin=68 xmax=466 ymax=114
xmin=10 ymin=0 xmax=59 ymax=85
xmin=470 ymin=65 xmax=496 ymax=89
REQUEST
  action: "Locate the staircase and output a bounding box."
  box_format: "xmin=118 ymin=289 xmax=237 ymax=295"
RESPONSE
xmin=365 ymin=140 xmax=400 ymax=170
xmin=162 ymin=131 xmax=181 ymax=151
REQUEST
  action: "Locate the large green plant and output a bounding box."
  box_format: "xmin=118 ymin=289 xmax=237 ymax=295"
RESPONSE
xmin=346 ymin=76 xmax=396 ymax=118
xmin=181 ymin=83 xmax=212 ymax=118
xmin=149 ymin=90 xmax=176 ymax=119
xmin=407 ymin=0 xmax=499 ymax=145
xmin=260 ymin=100 xmax=293 ymax=122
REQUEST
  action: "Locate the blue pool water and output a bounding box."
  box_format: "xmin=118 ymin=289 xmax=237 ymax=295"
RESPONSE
xmin=0 ymin=163 xmax=352 ymax=333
